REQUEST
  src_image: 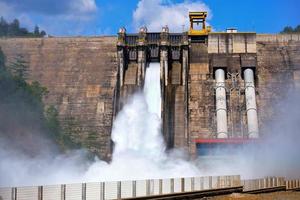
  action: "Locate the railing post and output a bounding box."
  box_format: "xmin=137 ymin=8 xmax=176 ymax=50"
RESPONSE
xmin=132 ymin=181 xmax=136 ymax=197
xmin=159 ymin=179 xmax=163 ymax=195
xmin=170 ymin=179 xmax=174 ymax=193
xmin=82 ymin=183 xmax=86 ymax=200
xmin=38 ymin=186 xmax=43 ymax=200
xmin=11 ymin=187 xmax=17 ymax=200
xmin=191 ymin=177 xmax=195 ymax=191
xmin=146 ymin=180 xmax=150 ymax=196
xmin=181 ymin=178 xmax=185 ymax=192
xmin=209 ymin=176 xmax=213 ymax=189
xmin=117 ymin=181 xmax=121 ymax=200
xmin=61 ymin=184 xmax=66 ymax=200
xmin=200 ymin=177 xmax=204 ymax=190
xmin=100 ymin=182 xmax=105 ymax=200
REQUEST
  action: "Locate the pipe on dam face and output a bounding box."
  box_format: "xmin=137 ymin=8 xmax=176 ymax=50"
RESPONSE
xmin=215 ymin=69 xmax=228 ymax=138
xmin=244 ymin=68 xmax=259 ymax=138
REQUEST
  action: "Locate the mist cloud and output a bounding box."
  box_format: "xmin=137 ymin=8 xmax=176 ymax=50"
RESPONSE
xmin=196 ymin=86 xmax=300 ymax=179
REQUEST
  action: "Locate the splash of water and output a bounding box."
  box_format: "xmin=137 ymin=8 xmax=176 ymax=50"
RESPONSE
xmin=84 ymin=62 xmax=200 ymax=181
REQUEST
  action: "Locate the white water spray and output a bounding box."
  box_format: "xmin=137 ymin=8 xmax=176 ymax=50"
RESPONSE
xmin=0 ymin=63 xmax=201 ymax=186
xmin=112 ymin=63 xmax=164 ymax=158
xmin=84 ymin=63 xmax=200 ymax=181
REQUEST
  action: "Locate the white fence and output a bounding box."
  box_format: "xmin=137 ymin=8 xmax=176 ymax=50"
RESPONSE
xmin=0 ymin=175 xmax=241 ymax=200
xmin=242 ymin=177 xmax=286 ymax=192
xmin=286 ymin=179 xmax=300 ymax=190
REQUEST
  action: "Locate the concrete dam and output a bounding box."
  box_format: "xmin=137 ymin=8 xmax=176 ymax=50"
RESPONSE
xmin=0 ymin=13 xmax=300 ymax=161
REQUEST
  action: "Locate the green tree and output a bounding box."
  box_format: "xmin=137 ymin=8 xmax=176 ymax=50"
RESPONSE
xmin=34 ymin=25 xmax=40 ymax=36
xmin=9 ymin=54 xmax=29 ymax=79
xmin=45 ymin=106 xmax=61 ymax=139
xmin=0 ymin=17 xmax=47 ymax=37
xmin=0 ymin=17 xmax=8 ymax=36
xmin=0 ymin=47 xmax=5 ymax=70
xmin=280 ymin=25 xmax=300 ymax=34
xmin=294 ymin=25 xmax=300 ymax=33
xmin=281 ymin=26 xmax=294 ymax=34
xmin=8 ymin=19 xmax=20 ymax=36
xmin=40 ymin=30 xmax=46 ymax=37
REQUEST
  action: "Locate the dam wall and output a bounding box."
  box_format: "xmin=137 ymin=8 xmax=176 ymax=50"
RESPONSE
xmin=0 ymin=37 xmax=117 ymax=160
xmin=0 ymin=33 xmax=300 ymax=158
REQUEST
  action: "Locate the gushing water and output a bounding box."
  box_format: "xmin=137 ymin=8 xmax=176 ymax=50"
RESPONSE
xmin=0 ymin=63 xmax=200 ymax=186
xmin=112 ymin=63 xmax=165 ymax=158
xmin=89 ymin=62 xmax=200 ymax=181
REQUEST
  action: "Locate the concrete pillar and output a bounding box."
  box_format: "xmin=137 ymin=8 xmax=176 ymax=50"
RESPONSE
xmin=215 ymin=69 xmax=228 ymax=138
xmin=160 ymin=48 xmax=168 ymax=86
xmin=182 ymin=49 xmax=188 ymax=86
xmin=244 ymin=68 xmax=259 ymax=138
xmin=182 ymin=47 xmax=189 ymax=148
xmin=117 ymin=49 xmax=125 ymax=87
xmin=137 ymin=47 xmax=146 ymax=86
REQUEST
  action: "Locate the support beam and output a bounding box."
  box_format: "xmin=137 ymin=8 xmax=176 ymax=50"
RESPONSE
xmin=215 ymin=69 xmax=228 ymax=138
xmin=244 ymin=68 xmax=259 ymax=138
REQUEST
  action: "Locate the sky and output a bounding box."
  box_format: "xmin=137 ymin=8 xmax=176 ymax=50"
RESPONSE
xmin=0 ymin=0 xmax=299 ymax=36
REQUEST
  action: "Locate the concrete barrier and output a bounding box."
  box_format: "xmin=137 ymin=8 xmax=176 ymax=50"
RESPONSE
xmin=242 ymin=177 xmax=287 ymax=193
xmin=257 ymin=34 xmax=300 ymax=42
xmin=286 ymin=179 xmax=300 ymax=190
xmin=0 ymin=175 xmax=241 ymax=200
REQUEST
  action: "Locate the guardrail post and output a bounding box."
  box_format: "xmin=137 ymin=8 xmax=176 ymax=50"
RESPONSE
xmin=146 ymin=180 xmax=150 ymax=196
xmin=132 ymin=181 xmax=136 ymax=197
xmin=38 ymin=186 xmax=43 ymax=200
xmin=181 ymin=178 xmax=185 ymax=192
xmin=82 ymin=183 xmax=86 ymax=200
xmin=191 ymin=177 xmax=195 ymax=191
xmin=117 ymin=181 xmax=121 ymax=200
xmin=11 ymin=187 xmax=17 ymax=200
xmin=209 ymin=176 xmax=212 ymax=189
xmin=200 ymin=177 xmax=204 ymax=190
xmin=159 ymin=179 xmax=163 ymax=195
xmin=170 ymin=178 xmax=174 ymax=193
xmin=100 ymin=182 xmax=105 ymax=200
xmin=263 ymin=178 xmax=267 ymax=188
xmin=61 ymin=184 xmax=66 ymax=200
xmin=217 ymin=176 xmax=220 ymax=188
xmin=276 ymin=177 xmax=279 ymax=187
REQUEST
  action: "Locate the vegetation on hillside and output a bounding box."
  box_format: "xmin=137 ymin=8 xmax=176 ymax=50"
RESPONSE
xmin=0 ymin=47 xmax=77 ymax=154
xmin=280 ymin=25 xmax=300 ymax=34
xmin=0 ymin=17 xmax=46 ymax=37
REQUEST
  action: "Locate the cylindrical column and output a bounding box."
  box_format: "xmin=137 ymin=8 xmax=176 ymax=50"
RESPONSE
xmin=244 ymin=68 xmax=259 ymax=138
xmin=215 ymin=69 xmax=228 ymax=138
